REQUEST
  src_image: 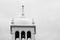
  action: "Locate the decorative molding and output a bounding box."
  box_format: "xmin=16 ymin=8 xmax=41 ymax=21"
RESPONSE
xmin=10 ymin=25 xmax=36 ymax=34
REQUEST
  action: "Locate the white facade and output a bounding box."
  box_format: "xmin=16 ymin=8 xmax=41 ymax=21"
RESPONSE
xmin=10 ymin=17 xmax=36 ymax=40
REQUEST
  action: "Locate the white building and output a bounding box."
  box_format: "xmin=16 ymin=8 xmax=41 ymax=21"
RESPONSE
xmin=10 ymin=5 xmax=36 ymax=40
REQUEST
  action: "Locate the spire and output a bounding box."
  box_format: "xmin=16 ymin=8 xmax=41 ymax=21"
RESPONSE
xmin=21 ymin=0 xmax=24 ymax=17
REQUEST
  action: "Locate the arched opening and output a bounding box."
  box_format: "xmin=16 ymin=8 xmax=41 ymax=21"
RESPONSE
xmin=15 ymin=31 xmax=19 ymax=40
xmin=27 ymin=31 xmax=31 ymax=39
xmin=21 ymin=31 xmax=25 ymax=39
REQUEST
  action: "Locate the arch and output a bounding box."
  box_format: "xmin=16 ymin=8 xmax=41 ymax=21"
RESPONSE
xmin=27 ymin=31 xmax=31 ymax=39
xmin=15 ymin=31 xmax=19 ymax=40
xmin=21 ymin=31 xmax=25 ymax=39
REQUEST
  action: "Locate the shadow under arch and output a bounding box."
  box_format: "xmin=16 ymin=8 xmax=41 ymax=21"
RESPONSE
xmin=21 ymin=31 xmax=25 ymax=39
xmin=15 ymin=31 xmax=19 ymax=40
xmin=27 ymin=31 xmax=31 ymax=39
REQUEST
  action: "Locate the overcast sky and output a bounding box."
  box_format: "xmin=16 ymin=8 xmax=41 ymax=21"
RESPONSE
xmin=0 ymin=0 xmax=60 ymax=40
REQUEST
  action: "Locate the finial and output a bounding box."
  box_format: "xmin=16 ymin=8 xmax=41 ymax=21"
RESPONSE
xmin=11 ymin=18 xmax=14 ymax=24
xmin=22 ymin=5 xmax=24 ymax=16
xmin=32 ymin=18 xmax=35 ymax=24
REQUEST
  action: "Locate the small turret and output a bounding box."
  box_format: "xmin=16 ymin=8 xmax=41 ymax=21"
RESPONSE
xmin=32 ymin=18 xmax=35 ymax=25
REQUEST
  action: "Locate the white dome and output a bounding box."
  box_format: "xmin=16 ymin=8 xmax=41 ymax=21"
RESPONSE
xmin=14 ymin=17 xmax=32 ymax=25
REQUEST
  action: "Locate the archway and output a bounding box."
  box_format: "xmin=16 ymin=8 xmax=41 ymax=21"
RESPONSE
xmin=15 ymin=31 xmax=19 ymax=40
xmin=27 ymin=31 xmax=31 ymax=39
xmin=21 ymin=31 xmax=25 ymax=39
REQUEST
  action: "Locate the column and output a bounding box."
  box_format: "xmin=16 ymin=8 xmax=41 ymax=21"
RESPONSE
xmin=20 ymin=33 xmax=21 ymax=40
xmin=25 ymin=33 xmax=27 ymax=40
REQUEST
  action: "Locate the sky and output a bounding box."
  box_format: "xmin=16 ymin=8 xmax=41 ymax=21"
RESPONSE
xmin=0 ymin=0 xmax=60 ymax=40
